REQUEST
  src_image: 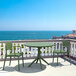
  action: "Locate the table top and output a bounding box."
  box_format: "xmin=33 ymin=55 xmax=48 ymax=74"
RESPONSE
xmin=53 ymin=50 xmax=67 ymax=53
xmin=24 ymin=42 xmax=54 ymax=47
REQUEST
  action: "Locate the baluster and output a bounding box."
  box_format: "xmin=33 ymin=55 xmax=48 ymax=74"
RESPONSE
xmin=20 ymin=43 xmax=22 ymax=52
xmin=33 ymin=48 xmax=36 ymax=57
xmin=35 ymin=48 xmax=38 ymax=57
xmin=33 ymin=47 xmax=36 ymax=57
xmin=3 ymin=43 xmax=5 ymax=59
xmin=71 ymin=43 xmax=73 ymax=56
xmin=42 ymin=47 xmax=45 ymax=56
xmin=24 ymin=46 xmax=27 ymax=57
xmin=55 ymin=42 xmax=57 ymax=51
xmin=16 ymin=43 xmax=18 ymax=53
xmin=44 ymin=47 xmax=47 ymax=56
xmin=12 ymin=43 xmax=15 ymax=53
xmin=59 ymin=42 xmax=60 ymax=50
xmin=27 ymin=47 xmax=30 ymax=57
xmin=32 ymin=47 xmax=34 ymax=57
xmin=48 ymin=47 xmax=51 ymax=56
xmin=30 ymin=47 xmax=33 ymax=57
xmin=41 ymin=47 xmax=44 ymax=56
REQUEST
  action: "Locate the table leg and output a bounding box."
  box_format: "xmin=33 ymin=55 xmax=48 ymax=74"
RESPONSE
xmin=28 ymin=47 xmax=49 ymax=69
xmin=28 ymin=58 xmax=37 ymax=67
xmin=64 ymin=53 xmax=65 ymax=62
xmin=39 ymin=59 xmax=43 ymax=69
xmin=69 ymin=53 xmax=71 ymax=65
xmin=9 ymin=56 xmax=11 ymax=66
xmin=41 ymin=57 xmax=49 ymax=65
xmin=36 ymin=58 xmax=38 ymax=63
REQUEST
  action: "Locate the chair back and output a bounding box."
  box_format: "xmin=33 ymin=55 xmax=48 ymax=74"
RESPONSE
xmin=6 ymin=42 xmax=12 ymax=54
xmin=62 ymin=40 xmax=70 ymax=47
xmin=62 ymin=40 xmax=70 ymax=53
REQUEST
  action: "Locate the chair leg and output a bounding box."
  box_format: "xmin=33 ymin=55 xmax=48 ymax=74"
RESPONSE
xmin=52 ymin=52 xmax=54 ymax=63
xmin=22 ymin=53 xmax=24 ymax=67
xmin=64 ymin=53 xmax=65 ymax=62
xmin=9 ymin=56 xmax=11 ymax=66
xmin=18 ymin=57 xmax=20 ymax=71
xmin=36 ymin=58 xmax=38 ymax=63
xmin=3 ymin=56 xmax=7 ymax=70
xmin=69 ymin=54 xmax=71 ymax=65
xmin=39 ymin=59 xmax=43 ymax=70
xmin=57 ymin=53 xmax=58 ymax=66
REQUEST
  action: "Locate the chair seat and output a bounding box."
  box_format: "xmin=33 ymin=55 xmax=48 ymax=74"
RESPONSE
xmin=53 ymin=50 xmax=67 ymax=54
xmin=7 ymin=53 xmax=22 ymax=57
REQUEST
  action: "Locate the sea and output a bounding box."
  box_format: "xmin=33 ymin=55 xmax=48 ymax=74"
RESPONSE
xmin=0 ymin=31 xmax=72 ymax=41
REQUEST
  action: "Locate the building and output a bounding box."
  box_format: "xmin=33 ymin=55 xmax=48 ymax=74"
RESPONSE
xmin=53 ymin=30 xmax=76 ymax=39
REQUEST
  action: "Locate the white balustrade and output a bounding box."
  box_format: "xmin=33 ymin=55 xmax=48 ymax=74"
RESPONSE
xmin=70 ymin=42 xmax=76 ymax=57
xmin=0 ymin=40 xmax=76 ymax=59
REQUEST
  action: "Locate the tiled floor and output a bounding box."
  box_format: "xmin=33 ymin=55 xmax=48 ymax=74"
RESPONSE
xmin=0 ymin=57 xmax=76 ymax=76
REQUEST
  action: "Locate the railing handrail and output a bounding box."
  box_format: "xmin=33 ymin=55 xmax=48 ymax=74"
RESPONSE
xmin=0 ymin=39 xmax=76 ymax=60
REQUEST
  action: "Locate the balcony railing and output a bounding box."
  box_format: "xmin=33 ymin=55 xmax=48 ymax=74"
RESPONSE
xmin=0 ymin=39 xmax=76 ymax=60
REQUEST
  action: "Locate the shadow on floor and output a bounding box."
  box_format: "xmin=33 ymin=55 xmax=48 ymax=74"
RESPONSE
xmin=49 ymin=62 xmax=64 ymax=67
xmin=1 ymin=63 xmax=46 ymax=73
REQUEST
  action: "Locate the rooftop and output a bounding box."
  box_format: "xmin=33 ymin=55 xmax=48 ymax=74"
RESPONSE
xmin=65 ymin=34 xmax=76 ymax=37
xmin=0 ymin=58 xmax=76 ymax=76
xmin=53 ymin=30 xmax=76 ymax=39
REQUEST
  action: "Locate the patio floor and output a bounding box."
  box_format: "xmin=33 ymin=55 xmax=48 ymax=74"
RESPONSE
xmin=0 ymin=57 xmax=76 ymax=76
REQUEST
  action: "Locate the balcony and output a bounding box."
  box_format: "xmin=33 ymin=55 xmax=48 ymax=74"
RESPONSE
xmin=0 ymin=39 xmax=76 ymax=60
xmin=0 ymin=57 xmax=76 ymax=76
xmin=0 ymin=39 xmax=76 ymax=76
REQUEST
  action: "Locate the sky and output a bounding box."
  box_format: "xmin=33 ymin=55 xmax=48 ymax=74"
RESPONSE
xmin=0 ymin=0 xmax=76 ymax=31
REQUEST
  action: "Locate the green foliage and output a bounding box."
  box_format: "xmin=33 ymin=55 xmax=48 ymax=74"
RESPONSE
xmin=1 ymin=44 xmax=3 ymax=47
xmin=50 ymin=51 xmax=52 ymax=53
xmin=43 ymin=51 xmax=45 ymax=53
xmin=14 ymin=43 xmax=15 ymax=45
xmin=44 ymin=47 xmax=46 ymax=49
xmin=40 ymin=51 xmax=42 ymax=53
xmin=47 ymin=47 xmax=49 ymax=51
xmin=13 ymin=46 xmax=16 ymax=50
xmin=47 ymin=51 xmax=49 ymax=53
xmin=29 ymin=53 xmax=31 ymax=54
xmin=1 ymin=48 xmax=3 ymax=51
xmin=54 ymin=46 xmax=56 ymax=50
xmin=25 ymin=52 xmax=27 ymax=54
xmin=21 ymin=44 xmax=24 ymax=48
xmin=18 ymin=44 xmax=20 ymax=47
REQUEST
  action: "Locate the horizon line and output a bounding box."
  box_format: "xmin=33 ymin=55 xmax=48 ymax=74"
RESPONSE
xmin=0 ymin=30 xmax=73 ymax=31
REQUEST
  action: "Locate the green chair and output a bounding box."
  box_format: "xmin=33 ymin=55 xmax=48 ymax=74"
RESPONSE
xmin=53 ymin=40 xmax=71 ymax=65
xmin=3 ymin=42 xmax=24 ymax=71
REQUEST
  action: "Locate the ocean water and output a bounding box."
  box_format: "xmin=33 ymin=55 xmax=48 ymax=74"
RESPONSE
xmin=0 ymin=31 xmax=72 ymax=41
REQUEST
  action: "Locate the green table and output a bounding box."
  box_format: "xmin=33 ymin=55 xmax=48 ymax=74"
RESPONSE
xmin=24 ymin=42 xmax=53 ymax=69
xmin=53 ymin=50 xmax=71 ymax=65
